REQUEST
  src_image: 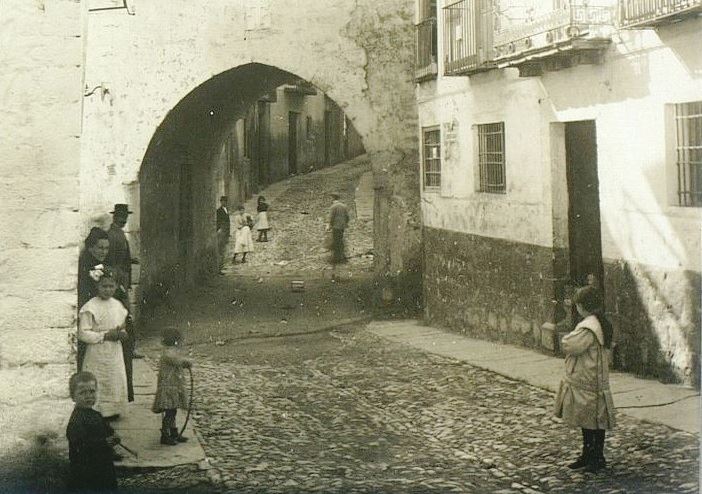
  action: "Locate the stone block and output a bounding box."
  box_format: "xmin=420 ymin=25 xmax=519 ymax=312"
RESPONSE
xmin=0 ymin=247 xmax=78 ymax=291
xmin=0 ymin=365 xmax=71 ymax=407
xmin=0 ymin=178 xmax=79 ymax=212
xmin=0 ymin=211 xmax=80 ymax=250
xmin=0 ymin=291 xmax=75 ymax=332
xmin=0 ymin=328 xmax=72 ymax=367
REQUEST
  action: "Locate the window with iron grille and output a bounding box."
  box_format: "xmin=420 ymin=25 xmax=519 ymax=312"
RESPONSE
xmin=477 ymin=122 xmax=506 ymax=193
xmin=422 ymin=127 xmax=441 ymax=189
xmin=674 ymin=101 xmax=702 ymax=207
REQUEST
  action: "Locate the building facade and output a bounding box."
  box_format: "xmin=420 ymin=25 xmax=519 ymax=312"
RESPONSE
xmin=416 ymin=0 xmax=702 ymax=385
xmin=215 ymin=84 xmax=366 ymax=209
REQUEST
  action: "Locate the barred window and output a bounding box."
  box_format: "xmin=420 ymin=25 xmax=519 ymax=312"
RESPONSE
xmin=674 ymin=101 xmax=702 ymax=207
xmin=477 ymin=122 xmax=506 ymax=193
xmin=422 ymin=127 xmax=441 ymax=189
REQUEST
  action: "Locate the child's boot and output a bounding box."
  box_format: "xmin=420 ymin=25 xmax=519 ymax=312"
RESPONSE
xmin=567 ymin=429 xmax=592 ymax=469
xmin=585 ymin=430 xmax=606 ymax=473
xmin=160 ymin=428 xmax=177 ymax=445
xmin=170 ymin=427 xmax=188 ymax=443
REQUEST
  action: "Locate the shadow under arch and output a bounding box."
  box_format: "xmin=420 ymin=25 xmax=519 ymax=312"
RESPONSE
xmin=137 ymin=63 xmax=367 ymax=314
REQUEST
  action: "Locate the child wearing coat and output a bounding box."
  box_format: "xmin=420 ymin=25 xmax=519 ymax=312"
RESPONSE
xmin=66 ymin=371 xmax=119 ymax=491
xmin=554 ymin=285 xmax=616 ymax=473
xmin=152 ymin=327 xmax=192 ymax=445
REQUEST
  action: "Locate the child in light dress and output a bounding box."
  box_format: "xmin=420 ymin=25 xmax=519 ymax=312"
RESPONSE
xmin=152 ymin=327 xmax=192 ymax=445
xmin=232 ymin=205 xmax=254 ymax=263
xmin=78 ymin=268 xmax=129 ymax=420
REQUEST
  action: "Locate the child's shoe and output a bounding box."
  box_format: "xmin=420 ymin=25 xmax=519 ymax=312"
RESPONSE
xmin=567 ymin=456 xmax=589 ymax=470
xmin=170 ymin=428 xmax=188 ymax=443
xmin=160 ymin=429 xmax=177 ymax=446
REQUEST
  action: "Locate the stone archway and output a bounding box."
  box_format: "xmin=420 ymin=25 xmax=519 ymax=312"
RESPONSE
xmin=79 ymin=0 xmax=422 ymax=314
xmin=136 ymin=63 xmax=371 ymax=306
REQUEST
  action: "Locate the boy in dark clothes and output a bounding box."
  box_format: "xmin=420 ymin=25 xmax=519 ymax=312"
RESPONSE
xmin=66 ymin=371 xmax=119 ymax=491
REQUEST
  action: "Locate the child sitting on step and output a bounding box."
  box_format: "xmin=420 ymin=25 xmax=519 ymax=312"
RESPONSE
xmin=152 ymin=327 xmax=192 ymax=445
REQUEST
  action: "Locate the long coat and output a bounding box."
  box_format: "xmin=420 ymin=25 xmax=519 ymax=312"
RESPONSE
xmin=106 ymin=223 xmax=132 ymax=288
xmin=554 ymin=315 xmax=616 ymax=430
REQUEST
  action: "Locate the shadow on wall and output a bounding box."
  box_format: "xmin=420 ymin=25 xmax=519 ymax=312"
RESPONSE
xmin=657 ymin=17 xmax=702 ymax=80
xmin=602 ymin=177 xmax=701 ymax=386
xmin=605 ymin=259 xmax=701 ymax=387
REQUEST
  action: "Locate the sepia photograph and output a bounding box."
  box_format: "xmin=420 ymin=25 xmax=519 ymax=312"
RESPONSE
xmin=0 ymin=0 xmax=700 ymax=492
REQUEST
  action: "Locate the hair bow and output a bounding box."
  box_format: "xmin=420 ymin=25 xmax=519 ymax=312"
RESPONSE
xmin=89 ymin=264 xmax=105 ymax=282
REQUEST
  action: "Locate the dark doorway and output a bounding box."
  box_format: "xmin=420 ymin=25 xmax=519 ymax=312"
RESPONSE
xmin=565 ymin=120 xmax=604 ymax=290
xmin=257 ymin=101 xmax=270 ymax=186
xmin=288 ymin=111 xmax=299 ymax=174
xmin=324 ymin=110 xmax=333 ymax=166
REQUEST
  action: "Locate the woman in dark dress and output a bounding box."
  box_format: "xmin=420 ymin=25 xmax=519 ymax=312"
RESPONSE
xmin=77 ymin=227 xmax=133 ymax=402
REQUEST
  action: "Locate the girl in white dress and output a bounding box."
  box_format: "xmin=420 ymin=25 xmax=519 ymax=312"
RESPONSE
xmin=78 ymin=268 xmax=129 ymax=419
xmin=232 ymin=205 xmax=254 ymax=263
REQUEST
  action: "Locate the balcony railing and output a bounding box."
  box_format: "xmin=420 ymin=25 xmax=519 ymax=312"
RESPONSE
xmin=493 ymin=1 xmax=615 ymax=69
xmin=443 ymin=0 xmax=495 ymax=76
xmin=415 ymin=17 xmax=438 ymax=81
xmin=620 ymin=0 xmax=702 ymax=28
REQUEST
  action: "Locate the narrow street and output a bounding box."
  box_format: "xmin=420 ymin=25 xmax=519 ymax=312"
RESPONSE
xmin=123 ymin=160 xmax=698 ymax=493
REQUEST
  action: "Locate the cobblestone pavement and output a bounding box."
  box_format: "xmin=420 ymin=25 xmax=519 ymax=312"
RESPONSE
xmin=168 ymin=328 xmax=697 ymax=494
xmin=227 ymin=156 xmax=374 ymax=277
xmin=124 ymin=160 xmax=698 ymax=493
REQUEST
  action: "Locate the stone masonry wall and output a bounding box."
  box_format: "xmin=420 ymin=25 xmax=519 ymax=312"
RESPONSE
xmin=0 ymin=0 xmax=85 ymax=468
xmin=423 ymin=227 xmax=554 ymax=348
xmin=604 ymin=260 xmax=701 ymax=386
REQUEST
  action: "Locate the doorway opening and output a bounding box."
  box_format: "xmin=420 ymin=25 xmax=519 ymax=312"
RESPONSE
xmin=288 ymin=111 xmax=299 ymax=175
xmin=564 ymin=120 xmax=604 ymax=292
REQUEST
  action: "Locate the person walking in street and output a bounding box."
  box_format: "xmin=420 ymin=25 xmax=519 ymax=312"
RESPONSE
xmin=554 ymin=285 xmax=615 ymax=473
xmin=232 ymin=205 xmax=254 ymax=264
xmin=78 ymin=268 xmax=130 ymax=421
xmin=152 ymin=327 xmax=192 ymax=446
xmin=255 ymin=195 xmax=271 ymax=242
xmin=326 ymin=193 xmax=350 ymax=279
xmin=216 ymin=196 xmax=231 ymax=274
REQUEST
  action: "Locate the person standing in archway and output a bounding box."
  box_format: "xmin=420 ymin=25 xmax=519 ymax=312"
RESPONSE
xmin=105 ymin=203 xmax=139 ymax=402
xmin=216 ymin=196 xmax=231 ymax=274
xmin=326 ymin=193 xmax=350 ymax=279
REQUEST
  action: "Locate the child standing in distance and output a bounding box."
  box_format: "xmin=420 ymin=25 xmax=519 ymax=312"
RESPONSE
xmin=554 ymin=285 xmax=616 ymax=473
xmin=66 ymin=371 xmax=119 ymax=491
xmin=152 ymin=327 xmax=192 ymax=445
xmin=232 ymin=205 xmax=255 ymax=263
xmin=78 ymin=267 xmax=129 ymax=420
xmin=256 ymin=196 xmax=271 ymax=242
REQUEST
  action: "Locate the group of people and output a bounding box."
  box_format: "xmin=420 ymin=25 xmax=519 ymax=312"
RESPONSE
xmin=216 ymin=195 xmax=271 ymax=272
xmin=69 ymin=204 xmax=194 ymax=491
xmin=216 ymin=192 xmax=351 ymax=275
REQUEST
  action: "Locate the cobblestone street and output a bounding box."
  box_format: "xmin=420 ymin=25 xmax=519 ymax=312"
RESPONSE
xmin=122 ymin=161 xmax=698 ymax=493
xmin=126 ymin=328 xmax=698 ymax=493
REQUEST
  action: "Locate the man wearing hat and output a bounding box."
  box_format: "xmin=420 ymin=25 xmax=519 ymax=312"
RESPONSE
xmin=106 ymin=203 xmax=142 ymax=395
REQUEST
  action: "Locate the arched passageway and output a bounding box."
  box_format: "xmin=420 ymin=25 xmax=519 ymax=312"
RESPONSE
xmin=138 ymin=64 xmax=384 ymax=312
